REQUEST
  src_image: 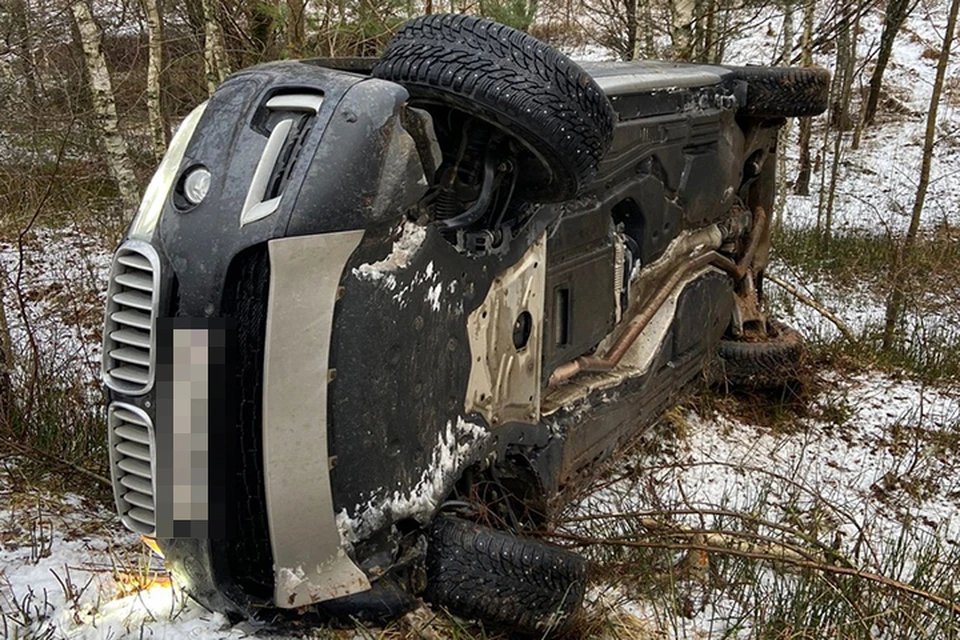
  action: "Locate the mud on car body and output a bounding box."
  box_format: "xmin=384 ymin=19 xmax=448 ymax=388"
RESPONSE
xmin=101 ymin=14 xmax=828 ymax=636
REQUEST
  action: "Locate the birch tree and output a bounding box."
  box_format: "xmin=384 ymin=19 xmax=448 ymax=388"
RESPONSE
xmin=672 ymin=0 xmax=695 ymax=60
xmin=142 ymin=0 xmax=167 ymax=162
xmin=882 ymin=0 xmax=960 ymax=348
xmin=794 ymin=0 xmax=815 ymax=195
xmin=70 ymin=0 xmax=141 ymax=217
xmin=202 ymin=0 xmax=229 ymax=95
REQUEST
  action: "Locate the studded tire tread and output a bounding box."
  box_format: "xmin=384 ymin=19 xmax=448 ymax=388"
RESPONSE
xmin=731 ymin=66 xmax=831 ymax=118
xmin=718 ymin=320 xmax=805 ymax=386
xmin=424 ymin=517 xmax=586 ymax=636
xmin=373 ymin=13 xmax=615 ymax=201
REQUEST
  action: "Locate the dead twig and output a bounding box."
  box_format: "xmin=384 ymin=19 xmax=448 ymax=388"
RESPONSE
xmin=543 ymin=531 xmax=960 ymax=616
xmin=558 ymin=507 xmax=855 ymax=567
xmin=766 ymin=273 xmax=859 ymax=344
xmin=1 ymin=436 xmax=111 ymax=488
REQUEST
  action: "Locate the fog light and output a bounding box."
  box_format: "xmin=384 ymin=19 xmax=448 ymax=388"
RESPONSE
xmin=183 ymin=167 xmax=210 ymax=205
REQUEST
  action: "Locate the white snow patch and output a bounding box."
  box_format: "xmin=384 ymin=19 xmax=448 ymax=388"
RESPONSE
xmin=352 ymin=220 xmax=426 ymax=287
xmin=426 ymin=282 xmax=443 ymax=311
xmin=346 ymin=418 xmax=490 ymax=538
xmin=392 ymin=260 xmax=442 ymax=309
xmin=0 ymin=483 xmax=265 ymax=639
xmin=567 ymin=370 xmax=960 ymax=637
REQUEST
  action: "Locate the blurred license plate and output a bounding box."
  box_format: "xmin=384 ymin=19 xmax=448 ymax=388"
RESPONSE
xmin=154 ymin=318 xmax=230 ymax=538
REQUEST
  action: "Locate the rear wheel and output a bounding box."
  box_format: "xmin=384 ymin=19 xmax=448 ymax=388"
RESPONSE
xmin=730 ymin=66 xmax=831 ymax=118
xmin=717 ymin=320 xmax=805 ymax=387
xmin=373 ymin=14 xmax=615 ymax=202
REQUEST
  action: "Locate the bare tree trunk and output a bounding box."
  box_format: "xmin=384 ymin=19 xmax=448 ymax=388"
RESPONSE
xmin=71 ymin=0 xmax=141 ymax=217
xmin=671 ymin=0 xmax=695 ymax=60
xmin=0 ymin=269 xmax=14 ymax=430
xmin=142 ymin=0 xmax=167 ymax=163
xmin=692 ymin=0 xmax=705 ymax=61
xmin=286 ymin=0 xmax=307 ymax=56
xmin=883 ymin=0 xmax=960 ymax=349
xmin=202 ymin=0 xmax=229 ymax=95
xmin=11 ymin=0 xmax=40 ymax=106
xmin=640 ymin=0 xmax=655 ymax=58
xmin=703 ymin=0 xmax=717 ymax=63
xmin=821 ymin=6 xmax=858 ymax=253
xmin=774 ymin=0 xmax=794 ymax=231
xmin=248 ymin=0 xmax=280 ymax=62
xmin=626 ymin=0 xmax=639 ymax=60
xmin=778 ymin=0 xmax=793 ymax=64
xmin=794 ymin=0 xmax=815 ymax=195
xmin=863 ymin=0 xmax=913 ymax=127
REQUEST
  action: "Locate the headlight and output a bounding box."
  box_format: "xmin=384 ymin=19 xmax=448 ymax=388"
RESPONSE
xmin=128 ymin=101 xmax=208 ymax=240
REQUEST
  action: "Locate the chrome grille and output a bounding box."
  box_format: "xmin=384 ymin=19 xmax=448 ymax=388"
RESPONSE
xmin=109 ymin=403 xmax=156 ymax=535
xmin=103 ymin=242 xmax=159 ymax=394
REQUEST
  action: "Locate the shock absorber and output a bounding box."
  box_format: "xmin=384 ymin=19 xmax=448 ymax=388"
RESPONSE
xmin=433 ymin=121 xmax=490 ymax=223
xmin=433 ymin=182 xmax=460 ymax=221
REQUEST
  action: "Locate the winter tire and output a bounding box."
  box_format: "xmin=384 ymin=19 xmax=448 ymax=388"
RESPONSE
xmin=730 ymin=66 xmax=831 ymax=118
xmin=717 ymin=320 xmax=805 ymax=386
xmin=373 ymin=14 xmax=616 ymax=202
xmin=424 ymin=516 xmax=587 ymax=636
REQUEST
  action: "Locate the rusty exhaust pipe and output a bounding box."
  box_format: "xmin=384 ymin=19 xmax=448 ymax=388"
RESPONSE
xmin=545 ymin=207 xmax=767 ymax=388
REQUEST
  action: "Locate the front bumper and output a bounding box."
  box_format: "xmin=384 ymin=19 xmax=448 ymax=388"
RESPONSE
xmin=102 ymin=60 xmax=433 ymax=610
xmin=105 ymin=231 xmax=373 ymax=607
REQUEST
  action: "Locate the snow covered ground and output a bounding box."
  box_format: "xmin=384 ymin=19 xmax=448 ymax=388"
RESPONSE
xmin=564 ymin=369 xmax=960 ymax=638
xmin=3 ymin=368 xmax=959 ymax=638
xmin=0 ymin=225 xmax=111 ymax=386
xmin=0 ymin=483 xmax=250 ymax=640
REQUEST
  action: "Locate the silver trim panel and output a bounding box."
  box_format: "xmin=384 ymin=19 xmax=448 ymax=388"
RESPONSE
xmin=240 ymin=118 xmax=293 ymax=227
xmin=263 ymin=230 xmax=370 ymax=608
xmin=266 ymin=94 xmax=324 ymax=113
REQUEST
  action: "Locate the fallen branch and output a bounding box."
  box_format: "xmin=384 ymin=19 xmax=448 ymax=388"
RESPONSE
xmin=543 ymin=531 xmax=960 ymax=616
xmin=1 ymin=436 xmax=111 ymax=488
xmin=559 ymin=508 xmax=854 ymax=568
xmin=765 ymin=273 xmax=859 ymax=344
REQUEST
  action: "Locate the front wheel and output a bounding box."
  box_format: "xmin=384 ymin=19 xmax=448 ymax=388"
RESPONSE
xmin=373 ymin=14 xmax=615 ymax=202
xmin=424 ymin=517 xmax=586 ymax=636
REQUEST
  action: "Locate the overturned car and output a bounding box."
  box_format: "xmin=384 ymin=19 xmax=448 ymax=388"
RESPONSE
xmin=101 ymin=13 xmax=828 ymax=636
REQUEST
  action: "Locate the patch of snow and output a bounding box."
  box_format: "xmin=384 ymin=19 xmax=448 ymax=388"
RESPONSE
xmin=0 ymin=482 xmax=264 ymax=639
xmin=346 ymin=417 xmax=490 ymax=539
xmin=568 ymin=370 xmax=960 ymax=637
xmin=352 ymin=220 xmax=426 ymax=286
xmin=567 ymin=44 xmax=619 ymax=62
xmin=0 ymin=226 xmax=111 ymax=386
xmin=426 ymin=282 xmax=443 ymax=311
